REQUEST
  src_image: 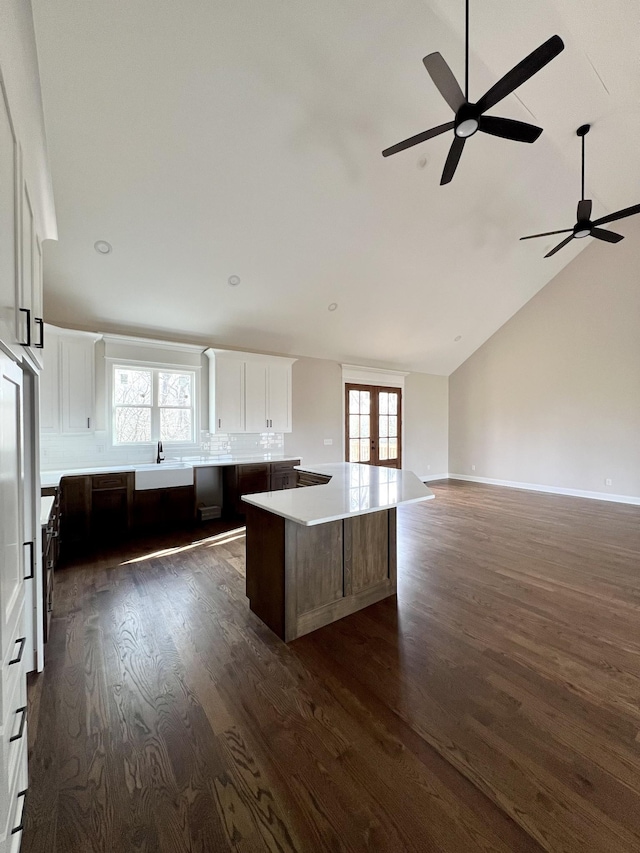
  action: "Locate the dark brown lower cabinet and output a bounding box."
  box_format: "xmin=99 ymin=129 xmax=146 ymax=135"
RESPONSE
xmin=60 ymin=472 xmax=195 ymax=548
xmin=223 ymin=460 xmax=300 ymax=517
xmin=133 ymin=486 xmax=195 ymax=529
xmin=91 ymin=487 xmax=129 ymax=539
xmin=60 ymin=475 xmax=92 ymax=549
xmin=270 ymin=461 xmax=299 ymax=490
xmin=245 ymin=505 xmax=397 ymax=641
xmin=296 ymin=471 xmax=331 ymax=487
xmin=41 ymin=487 xmax=61 ymax=644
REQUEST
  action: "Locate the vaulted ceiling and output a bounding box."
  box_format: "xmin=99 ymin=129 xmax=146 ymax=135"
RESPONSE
xmin=32 ymin=0 xmax=640 ymax=374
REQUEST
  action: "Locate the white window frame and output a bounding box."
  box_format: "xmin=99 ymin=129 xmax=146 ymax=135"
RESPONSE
xmin=110 ymin=361 xmax=199 ymax=447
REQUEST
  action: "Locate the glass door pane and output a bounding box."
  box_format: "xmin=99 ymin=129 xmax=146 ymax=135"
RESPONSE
xmin=346 ymin=385 xmax=371 ymax=464
xmin=345 ymin=384 xmax=402 ymax=468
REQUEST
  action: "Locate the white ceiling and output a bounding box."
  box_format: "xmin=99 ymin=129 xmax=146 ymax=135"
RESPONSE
xmin=32 ymin=0 xmax=640 ymax=375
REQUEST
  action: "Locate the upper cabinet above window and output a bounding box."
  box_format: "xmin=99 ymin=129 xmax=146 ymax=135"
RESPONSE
xmin=205 ymin=349 xmax=296 ymax=434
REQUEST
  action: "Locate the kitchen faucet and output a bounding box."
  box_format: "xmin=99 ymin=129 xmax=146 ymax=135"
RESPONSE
xmin=156 ymin=441 xmax=164 ymax=464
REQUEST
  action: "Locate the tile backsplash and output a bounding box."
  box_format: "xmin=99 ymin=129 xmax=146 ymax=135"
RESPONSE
xmin=40 ymin=430 xmax=285 ymax=471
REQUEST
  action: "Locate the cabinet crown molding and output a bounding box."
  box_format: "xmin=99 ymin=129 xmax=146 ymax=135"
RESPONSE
xmin=45 ymin=323 xmax=102 ymax=342
xmin=205 ymin=348 xmax=297 ymax=366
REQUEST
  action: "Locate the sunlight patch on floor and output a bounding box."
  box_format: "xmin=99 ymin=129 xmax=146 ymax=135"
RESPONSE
xmin=120 ymin=527 xmax=246 ymax=565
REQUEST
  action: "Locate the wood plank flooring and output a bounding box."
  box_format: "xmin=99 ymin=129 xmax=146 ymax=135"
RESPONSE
xmin=23 ymin=481 xmax=640 ymax=852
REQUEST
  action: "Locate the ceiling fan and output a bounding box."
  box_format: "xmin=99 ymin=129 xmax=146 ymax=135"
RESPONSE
xmin=520 ymin=124 xmax=640 ymax=257
xmin=382 ymin=0 xmax=564 ymax=184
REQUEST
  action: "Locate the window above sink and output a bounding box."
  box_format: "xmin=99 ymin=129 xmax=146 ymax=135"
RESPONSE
xmin=111 ymin=364 xmax=198 ymax=447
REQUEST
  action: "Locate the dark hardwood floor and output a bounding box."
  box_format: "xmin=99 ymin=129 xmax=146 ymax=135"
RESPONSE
xmin=23 ymin=481 xmax=640 ymax=852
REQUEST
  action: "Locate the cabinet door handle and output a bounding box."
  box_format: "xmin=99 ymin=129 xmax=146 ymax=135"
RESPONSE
xmin=23 ymin=541 xmax=34 ymax=580
xmin=87 ymin=417 xmax=91 ymax=428
xmin=19 ymin=307 xmax=31 ymax=347
xmin=9 ymin=706 xmax=27 ymax=742
xmin=34 ymin=317 xmax=44 ymax=348
xmin=9 ymin=637 xmax=26 ymax=665
xmin=218 ymin=418 xmax=221 ymax=429
xmin=11 ymin=790 xmax=27 ymax=835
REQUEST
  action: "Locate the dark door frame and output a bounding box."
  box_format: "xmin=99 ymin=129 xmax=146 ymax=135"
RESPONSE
xmin=344 ymin=383 xmax=403 ymax=468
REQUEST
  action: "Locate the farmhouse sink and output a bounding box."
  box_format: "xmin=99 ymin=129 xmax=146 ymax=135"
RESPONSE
xmin=134 ymin=462 xmax=194 ymax=491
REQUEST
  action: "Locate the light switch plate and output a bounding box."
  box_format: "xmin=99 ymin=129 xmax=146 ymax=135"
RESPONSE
xmin=324 ymin=438 xmax=333 ymax=445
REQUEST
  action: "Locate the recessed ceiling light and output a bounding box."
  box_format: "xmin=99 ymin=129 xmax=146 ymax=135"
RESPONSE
xmin=94 ymin=240 xmax=112 ymax=254
xmin=228 ymin=275 xmax=241 ymax=286
xmin=454 ymin=335 xmax=462 ymax=341
xmin=328 ymin=303 xmax=338 ymax=312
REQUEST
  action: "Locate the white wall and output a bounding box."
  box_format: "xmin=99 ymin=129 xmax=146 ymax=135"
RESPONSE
xmin=285 ymin=357 xmax=344 ymax=464
xmin=404 ymin=372 xmax=448 ymax=478
xmin=449 ymin=220 xmax=640 ymax=499
xmin=285 ymin=355 xmax=448 ymax=475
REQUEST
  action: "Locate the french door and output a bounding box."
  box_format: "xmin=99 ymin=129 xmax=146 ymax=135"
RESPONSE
xmin=345 ymin=384 xmax=402 ymax=468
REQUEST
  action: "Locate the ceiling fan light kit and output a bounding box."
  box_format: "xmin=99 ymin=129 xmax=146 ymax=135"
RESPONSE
xmin=382 ymin=0 xmax=564 ymax=184
xmin=520 ymin=124 xmax=640 ymax=257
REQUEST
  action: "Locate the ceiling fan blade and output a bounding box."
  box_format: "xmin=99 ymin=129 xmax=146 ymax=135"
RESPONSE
xmin=382 ymin=121 xmax=454 ymax=157
xmin=592 ymin=202 xmax=640 ymax=227
xmin=440 ymin=136 xmax=466 ymax=185
xmin=591 ymin=228 xmax=624 ymax=244
xmin=479 ymin=115 xmax=542 ymax=143
xmin=476 ymin=35 xmax=564 ymax=114
xmin=423 ymin=52 xmax=465 ymax=113
xmin=544 ymin=234 xmax=574 ymax=258
xmin=520 ymin=228 xmax=573 ymax=241
xmin=577 ymin=199 xmax=592 ymax=221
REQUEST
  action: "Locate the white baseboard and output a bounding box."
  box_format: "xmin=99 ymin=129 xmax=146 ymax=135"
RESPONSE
xmin=447 ymin=473 xmax=640 ymax=507
xmin=419 ymin=473 xmax=450 ymax=483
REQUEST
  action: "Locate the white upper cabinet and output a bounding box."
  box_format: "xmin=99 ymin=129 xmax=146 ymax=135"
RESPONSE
xmin=267 ymin=361 xmax=292 ymax=432
xmin=207 ymin=352 xmax=245 ymax=434
xmin=244 ymin=360 xmax=268 ymax=433
xmin=39 ymin=328 xmax=59 ymax=433
xmin=0 ymin=76 xmax=45 ymax=366
xmin=40 ymin=327 xmax=100 ymax=434
xmin=0 ymin=79 xmax=19 ymax=352
xmin=206 ymin=350 xmax=296 ymax=434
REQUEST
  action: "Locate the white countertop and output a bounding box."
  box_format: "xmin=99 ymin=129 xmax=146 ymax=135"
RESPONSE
xmin=40 ymin=454 xmax=302 ymax=488
xmin=241 ymin=462 xmax=434 ymax=526
xmin=40 ymin=496 xmax=55 ymax=527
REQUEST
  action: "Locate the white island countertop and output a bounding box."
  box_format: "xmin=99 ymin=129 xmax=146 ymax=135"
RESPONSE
xmin=242 ymin=462 xmax=434 ymax=526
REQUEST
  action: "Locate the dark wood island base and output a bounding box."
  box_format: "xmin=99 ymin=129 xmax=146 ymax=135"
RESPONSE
xmin=245 ymin=504 xmax=397 ymax=641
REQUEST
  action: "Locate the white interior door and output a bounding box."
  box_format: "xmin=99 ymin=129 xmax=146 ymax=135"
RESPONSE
xmin=21 ymin=368 xmax=40 ymax=673
xmin=0 ymin=353 xmax=25 ymax=666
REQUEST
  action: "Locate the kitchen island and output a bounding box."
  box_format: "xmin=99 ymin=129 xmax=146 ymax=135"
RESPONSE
xmin=242 ymin=463 xmax=434 ymax=641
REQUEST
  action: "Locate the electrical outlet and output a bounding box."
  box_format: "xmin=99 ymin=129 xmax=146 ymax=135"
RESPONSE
xmin=471 ymin=464 xmax=476 ymax=471
xmin=605 ymin=478 xmax=612 ymax=487
xmin=427 ymin=464 xmax=430 ymax=471
xmin=96 ymin=444 xmax=105 ymax=454
xmin=323 ymin=438 xmax=333 ymax=446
